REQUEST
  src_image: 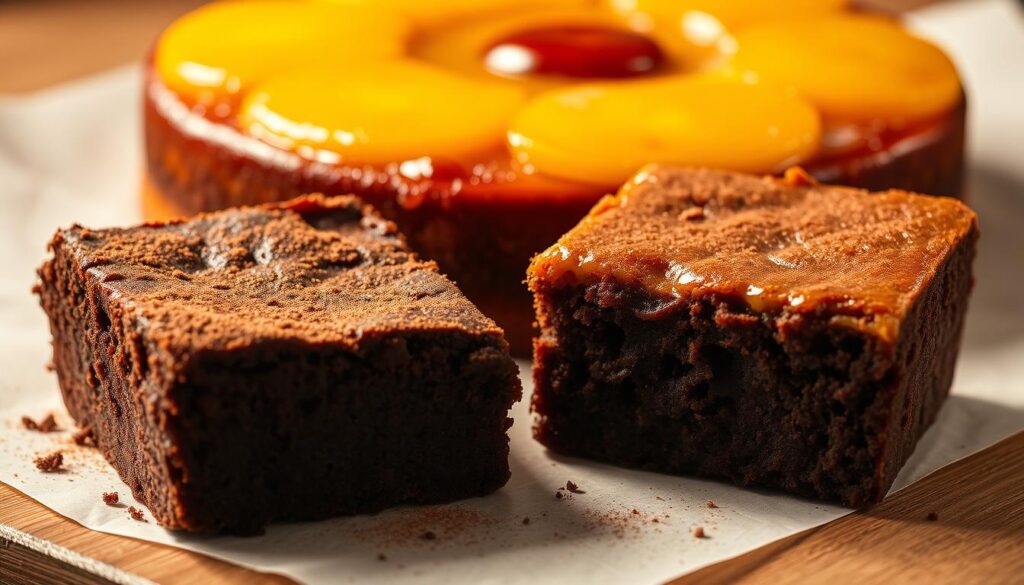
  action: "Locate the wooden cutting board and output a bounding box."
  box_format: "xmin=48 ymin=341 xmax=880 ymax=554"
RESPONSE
xmin=2 ymin=1 xmax=1021 ymax=583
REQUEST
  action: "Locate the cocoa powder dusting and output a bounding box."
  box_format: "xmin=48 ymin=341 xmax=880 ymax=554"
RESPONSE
xmin=352 ymin=506 xmax=496 ymax=548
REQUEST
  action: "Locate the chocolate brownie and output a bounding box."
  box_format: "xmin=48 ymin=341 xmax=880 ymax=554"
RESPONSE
xmin=36 ymin=195 xmax=521 ymax=533
xmin=528 ymin=167 xmax=977 ymax=506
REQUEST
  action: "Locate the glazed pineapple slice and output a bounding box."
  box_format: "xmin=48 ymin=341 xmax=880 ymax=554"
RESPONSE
xmin=156 ymin=0 xmax=409 ymax=103
xmin=728 ymin=14 xmax=961 ymax=124
xmin=240 ymin=62 xmax=526 ymax=164
xmin=605 ymin=0 xmax=847 ymax=29
xmin=508 ymin=78 xmax=821 ymax=185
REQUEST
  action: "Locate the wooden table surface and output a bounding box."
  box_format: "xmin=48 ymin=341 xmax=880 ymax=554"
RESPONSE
xmin=1 ymin=1 xmax=1021 ymax=584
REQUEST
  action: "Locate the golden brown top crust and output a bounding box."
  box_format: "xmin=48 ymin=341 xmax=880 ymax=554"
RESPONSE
xmin=56 ymin=195 xmax=505 ymax=355
xmin=529 ymin=167 xmax=977 ymax=326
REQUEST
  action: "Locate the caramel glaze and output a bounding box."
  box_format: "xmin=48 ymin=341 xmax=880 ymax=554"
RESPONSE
xmin=529 ymin=167 xmax=978 ymax=342
xmin=143 ymin=65 xmax=966 ymax=353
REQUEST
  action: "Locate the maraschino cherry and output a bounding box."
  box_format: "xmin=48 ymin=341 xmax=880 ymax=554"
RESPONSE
xmin=485 ymin=25 xmax=664 ymax=79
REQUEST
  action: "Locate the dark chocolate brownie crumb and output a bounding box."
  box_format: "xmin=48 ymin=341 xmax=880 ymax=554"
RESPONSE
xmin=927 ymin=512 xmax=939 ymax=522
xmin=102 ymin=492 xmax=119 ymax=506
xmin=34 ymin=451 xmax=64 ymax=472
xmin=693 ymin=526 xmax=706 ymax=539
xmin=706 ymin=500 xmax=718 ymax=509
xmin=71 ymin=426 xmax=95 ymax=447
xmin=566 ymin=481 xmax=585 ymax=494
xmin=421 ymin=530 xmax=437 ymax=541
xmin=128 ymin=507 xmax=146 ymax=521
xmin=22 ymin=414 xmax=59 ymax=433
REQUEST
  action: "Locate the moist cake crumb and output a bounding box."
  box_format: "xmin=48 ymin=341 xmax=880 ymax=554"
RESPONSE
xmin=103 ymin=492 xmax=119 ymax=505
xmin=693 ymin=526 xmax=706 ymax=538
xmin=128 ymin=506 xmax=146 ymax=521
xmin=22 ymin=414 xmax=59 ymax=433
xmin=71 ymin=426 xmax=95 ymax=447
xmin=565 ymin=480 xmax=584 ymax=494
xmin=34 ymin=451 xmax=64 ymax=472
xmin=706 ymin=500 xmax=718 ymax=509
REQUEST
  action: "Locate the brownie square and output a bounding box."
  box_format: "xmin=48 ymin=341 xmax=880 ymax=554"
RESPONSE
xmin=36 ymin=195 xmax=521 ymax=533
xmin=528 ymin=167 xmax=977 ymax=506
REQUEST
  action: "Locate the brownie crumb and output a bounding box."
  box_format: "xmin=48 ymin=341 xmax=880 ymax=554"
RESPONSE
xmin=128 ymin=507 xmax=146 ymax=521
xmin=22 ymin=414 xmax=59 ymax=433
xmin=927 ymin=512 xmax=939 ymax=522
xmin=34 ymin=451 xmax=64 ymax=472
xmin=102 ymin=492 xmax=119 ymax=506
xmin=555 ymin=491 xmax=564 ymax=500
xmin=679 ymin=206 xmax=705 ymax=221
xmin=377 ymin=553 xmax=387 ymax=562
xmin=631 ymin=509 xmax=639 ymax=515
xmin=706 ymin=500 xmax=718 ymax=509
xmin=651 ymin=517 xmax=659 ymax=523
xmin=71 ymin=426 xmax=95 ymax=447
xmin=565 ymin=480 xmax=585 ymax=494
xmin=420 ymin=530 xmax=437 ymax=541
xmin=522 ymin=517 xmax=530 ymax=525
xmin=693 ymin=526 xmax=706 ymax=539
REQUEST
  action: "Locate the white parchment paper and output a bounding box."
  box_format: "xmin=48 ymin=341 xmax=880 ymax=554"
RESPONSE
xmin=1 ymin=1 xmax=1022 ymax=583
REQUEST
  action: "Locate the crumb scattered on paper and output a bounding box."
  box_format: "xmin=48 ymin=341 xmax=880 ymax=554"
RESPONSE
xmin=34 ymin=451 xmax=63 ymax=472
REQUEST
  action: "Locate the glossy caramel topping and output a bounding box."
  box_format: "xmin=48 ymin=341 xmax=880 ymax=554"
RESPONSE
xmin=485 ymin=25 xmax=665 ymax=79
xmin=529 ymin=167 xmax=977 ymax=335
xmin=508 ymin=78 xmax=821 ymax=184
xmin=727 ymin=14 xmax=962 ymax=124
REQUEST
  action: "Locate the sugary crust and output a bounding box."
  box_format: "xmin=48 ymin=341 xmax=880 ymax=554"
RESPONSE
xmin=52 ymin=195 xmax=505 ymax=361
xmin=529 ymin=167 xmax=977 ymax=335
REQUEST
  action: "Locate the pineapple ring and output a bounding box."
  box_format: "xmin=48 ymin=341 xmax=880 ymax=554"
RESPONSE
xmin=508 ymin=78 xmax=821 ymax=185
xmin=605 ymin=0 xmax=848 ymax=30
xmin=240 ymin=62 xmax=526 ymax=164
xmin=155 ymin=1 xmax=410 ymax=103
xmin=727 ymin=14 xmax=961 ymax=124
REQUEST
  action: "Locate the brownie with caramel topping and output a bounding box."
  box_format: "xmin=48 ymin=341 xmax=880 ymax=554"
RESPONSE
xmin=528 ymin=167 xmax=977 ymax=506
xmin=35 ymin=195 xmax=521 ymax=533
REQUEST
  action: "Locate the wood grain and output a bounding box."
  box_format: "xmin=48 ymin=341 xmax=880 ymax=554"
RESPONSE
xmin=672 ymin=431 xmax=1024 ymax=585
xmin=0 ymin=482 xmax=294 ymax=585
